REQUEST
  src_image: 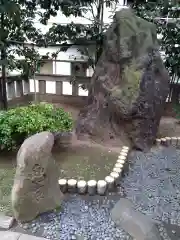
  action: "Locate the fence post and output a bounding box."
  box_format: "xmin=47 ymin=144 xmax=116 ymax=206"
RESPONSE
xmin=16 ymin=80 xmax=23 ymax=97
xmin=23 ymin=80 xmax=30 ymax=94
xmin=56 ymin=81 xmax=62 ymax=95
xmin=72 ymin=82 xmax=79 ymax=96
xmin=39 ymin=80 xmax=46 ymax=94
xmin=7 ymin=82 xmax=16 ymax=100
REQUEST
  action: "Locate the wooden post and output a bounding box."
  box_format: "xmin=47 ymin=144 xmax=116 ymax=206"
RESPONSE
xmin=72 ymin=82 xmax=79 ymax=96
xmin=39 ymin=80 xmax=46 ymax=94
xmin=23 ymin=80 xmax=30 ymax=94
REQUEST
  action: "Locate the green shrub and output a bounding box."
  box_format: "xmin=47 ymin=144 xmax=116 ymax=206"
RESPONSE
xmin=0 ymin=103 xmax=73 ymax=151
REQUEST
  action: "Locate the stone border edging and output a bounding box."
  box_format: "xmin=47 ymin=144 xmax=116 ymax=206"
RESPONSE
xmin=58 ymin=146 xmax=130 ymax=196
xmin=156 ymin=136 xmax=180 ymax=147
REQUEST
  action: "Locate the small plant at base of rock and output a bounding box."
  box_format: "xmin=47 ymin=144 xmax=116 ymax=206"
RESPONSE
xmin=54 ymin=205 xmax=61 ymax=213
xmin=0 ymin=103 xmax=73 ymax=151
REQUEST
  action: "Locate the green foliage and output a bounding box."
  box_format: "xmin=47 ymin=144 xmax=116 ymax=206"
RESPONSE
xmin=131 ymin=0 xmax=180 ymax=82
xmin=0 ymin=103 xmax=73 ymax=151
xmin=0 ymin=167 xmax=15 ymax=215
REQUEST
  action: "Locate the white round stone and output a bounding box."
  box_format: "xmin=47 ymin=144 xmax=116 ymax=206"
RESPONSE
xmin=161 ymin=138 xmax=166 ymax=143
xmin=97 ymin=180 xmax=107 ymax=195
xmin=117 ymin=159 xmax=125 ymax=164
xmin=87 ymin=180 xmax=97 ymax=186
xmin=77 ymin=180 xmax=86 ymax=187
xmin=171 ymin=137 xmax=178 ymax=145
xmin=156 ymin=139 xmax=161 ymax=145
xmin=58 ymin=179 xmax=67 ymax=193
xmin=122 ymin=146 xmax=129 ymax=150
xmin=121 ymin=149 xmax=129 ymax=154
xmin=87 ymin=180 xmax=97 ymax=195
xmin=163 ymin=137 xmax=171 ymax=146
xmin=113 ymin=167 xmax=122 ymax=174
xmin=67 ymin=179 xmax=77 ymax=186
xmin=97 ymin=180 xmax=106 ymax=187
xmin=105 ymin=176 xmax=115 ymax=191
xmin=110 ymin=172 xmax=119 ymax=181
xmin=77 ymin=180 xmax=87 ymax=194
xmin=165 ymin=137 xmax=171 ymax=140
xmin=120 ymin=151 xmax=128 ymax=156
xmin=58 ymin=179 xmax=67 ymax=185
xmin=105 ymin=176 xmax=114 ymax=183
xmin=118 ymin=155 xmax=126 ymax=160
xmin=115 ymin=163 xmax=123 ymax=168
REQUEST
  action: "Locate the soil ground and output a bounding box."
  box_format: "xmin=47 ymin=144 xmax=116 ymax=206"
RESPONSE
xmin=158 ymin=116 xmax=180 ymax=138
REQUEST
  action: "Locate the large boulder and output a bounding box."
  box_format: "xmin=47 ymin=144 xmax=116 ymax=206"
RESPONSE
xmin=111 ymin=198 xmax=162 ymax=240
xmin=53 ymin=131 xmax=73 ymax=149
xmin=76 ymin=9 xmax=169 ymax=151
xmin=11 ymin=132 xmax=63 ymax=223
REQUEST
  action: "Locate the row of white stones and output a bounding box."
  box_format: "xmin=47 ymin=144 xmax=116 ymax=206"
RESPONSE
xmin=58 ymin=146 xmax=130 ymax=195
xmin=156 ymin=136 xmax=180 ymax=147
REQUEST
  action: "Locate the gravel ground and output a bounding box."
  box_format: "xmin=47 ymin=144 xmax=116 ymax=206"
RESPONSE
xmin=17 ymin=194 xmax=133 ymax=240
xmin=14 ymin=146 xmax=180 ymax=240
xmin=122 ymin=146 xmax=180 ymax=226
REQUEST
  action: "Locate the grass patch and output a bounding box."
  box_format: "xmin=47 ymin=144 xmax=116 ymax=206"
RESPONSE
xmin=0 ymin=167 xmax=15 ymax=216
xmin=0 ymin=145 xmax=118 ymax=215
xmin=53 ymin=145 xmax=118 ymax=181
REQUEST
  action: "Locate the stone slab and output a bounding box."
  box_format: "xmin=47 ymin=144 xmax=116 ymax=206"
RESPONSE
xmin=0 ymin=215 xmax=15 ymax=230
xmin=111 ymin=198 xmax=161 ymax=240
xmin=19 ymin=234 xmax=47 ymax=240
xmin=0 ymin=231 xmax=21 ymax=240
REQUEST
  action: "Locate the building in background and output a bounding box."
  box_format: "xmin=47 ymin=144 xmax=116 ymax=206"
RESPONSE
xmin=5 ymin=1 xmax=129 ymax=97
xmin=9 ymin=1 xmax=127 ymax=75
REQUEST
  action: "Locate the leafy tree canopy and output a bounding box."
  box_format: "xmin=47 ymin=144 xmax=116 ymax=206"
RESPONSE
xmin=44 ymin=0 xmax=119 ymax=66
xmin=0 ymin=0 xmax=104 ymax=79
xmin=128 ymin=0 xmax=180 ymax=82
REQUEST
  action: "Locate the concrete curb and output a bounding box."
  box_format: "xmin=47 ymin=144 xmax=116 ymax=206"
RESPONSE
xmin=58 ymin=145 xmax=130 ymax=195
xmin=0 ymin=215 xmax=15 ymax=230
xmin=0 ymin=231 xmax=47 ymax=240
